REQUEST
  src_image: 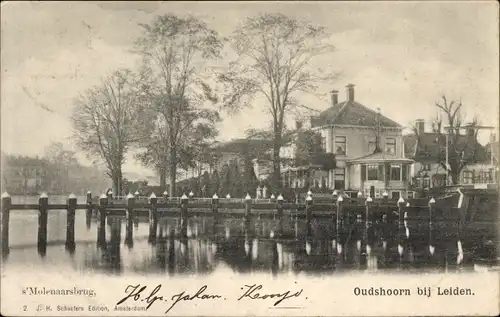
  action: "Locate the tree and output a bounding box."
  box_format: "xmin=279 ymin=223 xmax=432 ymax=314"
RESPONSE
xmin=433 ymin=95 xmax=484 ymax=184
xmin=71 ymin=69 xmax=145 ymax=194
xmin=133 ymin=14 xmax=223 ymax=196
xmin=200 ymin=171 xmax=211 ymax=197
xmin=43 ymin=142 xmax=78 ymax=193
xmin=219 ymin=13 xmax=336 ymax=189
xmin=219 ymin=163 xmax=231 ymax=196
xmin=184 ymin=126 xmax=220 ymax=182
xmin=294 ymin=130 xmax=322 ymax=167
xmin=211 ymin=169 xmax=220 ymax=195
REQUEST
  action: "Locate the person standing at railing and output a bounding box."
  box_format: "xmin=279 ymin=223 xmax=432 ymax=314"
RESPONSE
xmin=201 ymin=184 xmax=207 ymax=198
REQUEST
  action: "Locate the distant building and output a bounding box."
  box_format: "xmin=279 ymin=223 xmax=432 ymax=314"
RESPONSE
xmin=1 ymin=154 xmax=47 ymax=194
xmin=403 ymin=120 xmax=495 ymax=189
xmin=174 ymin=138 xmax=272 ymax=191
xmin=211 ymin=139 xmax=272 ymax=173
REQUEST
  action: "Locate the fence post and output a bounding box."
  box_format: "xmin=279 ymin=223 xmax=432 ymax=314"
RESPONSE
xmin=86 ymin=191 xmax=92 ymax=229
xmin=65 ymin=193 xmax=77 ymax=253
xmin=37 ymin=193 xmax=49 ymax=257
xmin=180 ymin=194 xmax=189 ymax=237
xmin=336 ymin=195 xmax=344 ymax=255
xmin=305 ymin=194 xmax=313 ymax=223
xmin=109 ymin=217 xmax=122 ymax=270
xmin=355 ymin=205 xmax=364 ymax=252
xmin=456 ymin=196 xmax=464 ymax=266
xmin=211 ymin=193 xmax=219 ymax=215
xmin=2 ymin=192 xmax=11 ymax=258
xmin=365 ymin=196 xmax=374 ymax=256
xmin=148 ymin=193 xmax=158 ymax=244
xmin=244 ymin=194 xmax=252 ymax=218
xmin=97 ymin=194 xmax=107 ymax=248
xmin=381 ymin=197 xmax=390 ymax=251
xmin=397 ymin=197 xmax=405 ymax=261
xmin=125 ymin=193 xmax=135 ymax=249
xmin=428 ymin=197 xmax=436 ymax=257
xmin=276 ymin=194 xmax=284 ymax=219
xmin=382 ymin=191 xmax=389 ymax=203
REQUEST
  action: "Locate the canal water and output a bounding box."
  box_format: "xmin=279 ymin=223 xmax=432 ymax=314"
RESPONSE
xmin=1 ymin=195 xmax=499 ymax=277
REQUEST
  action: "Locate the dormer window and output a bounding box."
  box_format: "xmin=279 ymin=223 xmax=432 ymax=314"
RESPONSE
xmin=385 ymin=138 xmax=396 ymax=154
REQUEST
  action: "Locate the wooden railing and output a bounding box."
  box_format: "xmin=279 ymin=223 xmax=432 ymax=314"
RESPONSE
xmin=1 ymin=190 xmax=466 ymax=261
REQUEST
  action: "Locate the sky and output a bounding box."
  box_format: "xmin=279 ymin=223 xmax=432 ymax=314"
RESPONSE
xmin=1 ymin=1 xmax=498 ymax=179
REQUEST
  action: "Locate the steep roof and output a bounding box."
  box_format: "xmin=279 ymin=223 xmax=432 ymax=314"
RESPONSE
xmin=211 ymin=139 xmax=273 ymax=155
xmin=311 ymin=101 xmax=402 ymax=128
xmin=403 ymin=132 xmax=490 ymax=163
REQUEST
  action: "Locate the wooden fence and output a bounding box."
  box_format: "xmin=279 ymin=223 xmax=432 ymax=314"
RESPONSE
xmin=1 ymin=189 xmax=468 ymax=263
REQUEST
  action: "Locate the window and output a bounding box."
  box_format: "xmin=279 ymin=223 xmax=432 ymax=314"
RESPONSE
xmin=385 ymin=138 xmax=396 ymax=154
xmin=367 ymin=164 xmax=379 ymax=180
xmin=402 ymin=164 xmax=408 ymax=181
xmin=422 ymin=178 xmax=430 ymax=188
xmin=390 ymin=164 xmax=402 ymax=181
xmin=480 ymin=170 xmax=492 ymax=183
xmin=463 ymin=171 xmax=473 ymax=184
xmin=334 ymin=168 xmax=345 ymax=189
xmin=335 ymin=136 xmax=346 ymax=155
xmin=391 ymin=191 xmax=400 ymax=200
xmin=407 ymin=191 xmax=415 ymax=199
xmin=321 ymin=136 xmax=326 ymax=151
xmin=368 ymin=136 xmax=377 ymax=153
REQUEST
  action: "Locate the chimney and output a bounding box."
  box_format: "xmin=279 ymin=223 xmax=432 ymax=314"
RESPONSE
xmin=415 ymin=119 xmax=425 ymax=134
xmin=330 ymin=90 xmax=339 ymax=106
xmin=346 ymin=84 xmax=355 ymax=102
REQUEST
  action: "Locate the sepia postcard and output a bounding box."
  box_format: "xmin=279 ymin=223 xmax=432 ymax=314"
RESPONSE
xmin=1 ymin=1 xmax=499 ymax=316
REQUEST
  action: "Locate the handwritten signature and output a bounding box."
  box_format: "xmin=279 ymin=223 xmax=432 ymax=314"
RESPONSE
xmin=116 ymin=284 xmax=222 ymax=314
xmin=238 ymin=284 xmax=303 ymax=306
xmin=116 ymin=283 xmax=304 ymax=314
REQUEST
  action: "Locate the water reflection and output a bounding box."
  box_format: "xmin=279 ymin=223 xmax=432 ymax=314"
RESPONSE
xmin=2 ymin=212 xmax=499 ymax=276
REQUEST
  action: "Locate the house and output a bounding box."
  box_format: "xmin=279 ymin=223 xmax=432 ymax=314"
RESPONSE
xmin=403 ymin=120 xmax=496 ymax=190
xmin=485 ymin=137 xmax=499 ymax=165
xmin=261 ymin=84 xmax=413 ymax=199
xmin=275 ymin=125 xmax=336 ymax=190
xmin=1 ymin=154 xmax=47 ymax=194
xmin=311 ymin=84 xmax=412 ymax=198
xmin=210 ymin=138 xmax=273 ymax=174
